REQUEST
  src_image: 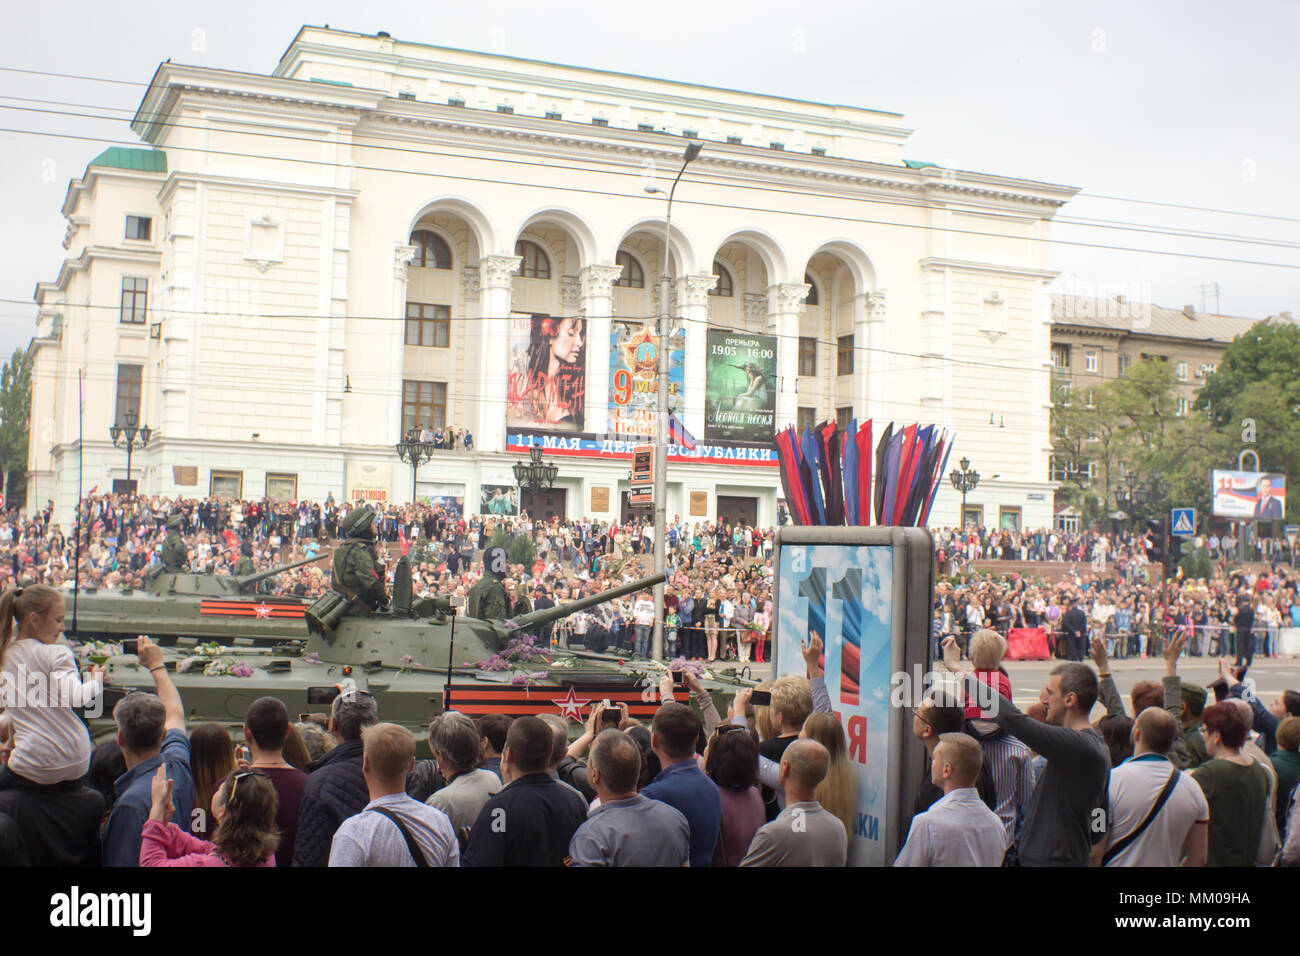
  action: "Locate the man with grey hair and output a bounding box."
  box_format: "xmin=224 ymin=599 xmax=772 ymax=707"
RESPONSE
xmin=537 ymin=713 xmax=593 ymax=802
xmin=102 ymin=636 xmax=193 ymax=866
xmin=425 ymin=712 xmax=501 ymax=849
xmin=568 ymin=729 xmax=689 ymax=867
xmin=740 ymin=739 xmax=847 ymax=867
xmin=293 ymin=690 xmax=379 ymax=867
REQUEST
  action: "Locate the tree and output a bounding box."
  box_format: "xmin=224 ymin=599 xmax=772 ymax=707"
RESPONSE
xmin=489 ymin=525 xmax=536 ymax=567
xmin=0 ymin=348 xmax=31 ymax=511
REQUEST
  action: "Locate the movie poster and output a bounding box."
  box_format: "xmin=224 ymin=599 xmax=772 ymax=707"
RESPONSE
xmin=506 ymin=314 xmax=587 ymax=431
xmin=480 ymin=484 xmax=521 ymax=517
xmin=607 ymin=321 xmax=684 ymax=441
xmin=704 ymin=330 xmax=776 ymax=443
xmin=776 ymin=543 xmax=894 ymax=867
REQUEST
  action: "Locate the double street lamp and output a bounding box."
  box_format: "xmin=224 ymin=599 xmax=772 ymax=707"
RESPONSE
xmin=109 ymin=410 xmax=151 ymax=491
xmin=643 ymin=141 xmax=703 ymax=660
xmin=948 ymin=457 xmax=980 ymax=529
xmin=513 ymin=446 xmax=558 ymax=493
xmin=395 ymin=436 xmax=436 ymax=502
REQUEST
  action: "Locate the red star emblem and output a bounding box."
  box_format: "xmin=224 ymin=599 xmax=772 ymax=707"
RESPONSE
xmin=552 ymin=686 xmax=590 ymax=723
xmin=254 ymin=603 xmax=272 ymax=619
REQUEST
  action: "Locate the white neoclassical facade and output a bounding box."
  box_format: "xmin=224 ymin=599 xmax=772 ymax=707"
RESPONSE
xmin=30 ymin=25 xmax=1075 ymax=529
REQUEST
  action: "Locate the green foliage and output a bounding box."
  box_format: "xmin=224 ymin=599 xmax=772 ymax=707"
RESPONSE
xmin=0 ymin=349 xmax=31 ymax=510
xmin=489 ymin=526 xmax=536 ymax=567
xmin=1179 ymin=546 xmax=1214 ymax=580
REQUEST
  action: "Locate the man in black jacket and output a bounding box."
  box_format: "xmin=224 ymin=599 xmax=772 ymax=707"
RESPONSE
xmin=292 ymin=691 xmax=379 ymax=867
xmin=1060 ymin=595 xmax=1089 ymax=662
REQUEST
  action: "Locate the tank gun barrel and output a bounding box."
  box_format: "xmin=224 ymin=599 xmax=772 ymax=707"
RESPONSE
xmin=234 ymin=554 xmax=327 ymax=590
xmin=506 ymin=573 xmax=665 ymax=631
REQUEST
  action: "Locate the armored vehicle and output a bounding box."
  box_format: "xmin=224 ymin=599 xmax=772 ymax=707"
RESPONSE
xmin=83 ymin=569 xmax=755 ymax=745
xmin=68 ymin=556 xmax=327 ymax=646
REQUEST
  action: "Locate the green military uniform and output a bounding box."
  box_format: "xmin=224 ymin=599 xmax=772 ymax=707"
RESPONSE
xmin=233 ymin=555 xmax=254 ymax=576
xmin=161 ymin=514 xmax=188 ymax=572
xmin=467 ymin=545 xmax=511 ymax=620
xmin=511 ymin=591 xmax=533 ymax=619
xmin=331 ymin=504 xmax=387 ymax=611
xmin=1174 ymin=683 xmax=1210 ymax=769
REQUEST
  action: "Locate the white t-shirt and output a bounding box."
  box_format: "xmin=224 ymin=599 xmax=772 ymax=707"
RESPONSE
xmin=1 ymin=639 xmax=101 ymax=784
xmin=1103 ymin=755 xmax=1209 ymax=867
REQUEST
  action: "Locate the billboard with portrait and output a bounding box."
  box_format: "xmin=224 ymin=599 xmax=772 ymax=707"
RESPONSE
xmin=480 ymin=484 xmax=521 ymax=517
xmin=1211 ymin=470 xmax=1287 ymax=519
xmin=506 ymin=314 xmax=587 ymax=432
xmin=607 ymin=321 xmax=684 ymax=441
xmin=704 ymin=330 xmax=776 ymax=443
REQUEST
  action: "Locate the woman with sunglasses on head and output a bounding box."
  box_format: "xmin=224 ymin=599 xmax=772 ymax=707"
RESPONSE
xmin=140 ymin=765 xmax=279 ymax=867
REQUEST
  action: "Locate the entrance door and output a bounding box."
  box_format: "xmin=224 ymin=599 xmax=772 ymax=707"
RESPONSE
xmin=521 ymin=487 xmax=567 ymax=522
xmin=716 ymin=495 xmax=758 ymax=528
xmin=620 ymin=491 xmax=652 ymax=525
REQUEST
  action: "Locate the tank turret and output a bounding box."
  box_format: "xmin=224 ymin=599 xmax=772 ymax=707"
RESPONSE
xmin=144 ymin=554 xmax=327 ymax=597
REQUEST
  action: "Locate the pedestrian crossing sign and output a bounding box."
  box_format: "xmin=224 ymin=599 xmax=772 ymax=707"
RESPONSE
xmin=1171 ymin=508 xmax=1195 ymax=536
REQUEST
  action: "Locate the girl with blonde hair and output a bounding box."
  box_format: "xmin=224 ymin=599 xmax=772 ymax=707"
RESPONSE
xmin=801 ymin=712 xmax=859 ymax=838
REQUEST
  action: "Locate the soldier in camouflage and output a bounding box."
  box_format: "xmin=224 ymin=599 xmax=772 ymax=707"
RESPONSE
xmin=467 ymin=546 xmax=511 ymax=619
xmin=232 ymin=539 xmax=255 ymax=577
xmin=161 ymin=513 xmax=188 ymax=572
xmin=331 ymin=504 xmax=387 ymax=612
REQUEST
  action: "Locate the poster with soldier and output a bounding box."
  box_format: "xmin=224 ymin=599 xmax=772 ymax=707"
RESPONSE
xmin=704 ymin=330 xmax=776 ymax=443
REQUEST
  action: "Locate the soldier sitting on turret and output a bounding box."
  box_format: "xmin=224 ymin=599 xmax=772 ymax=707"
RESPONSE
xmin=232 ymin=539 xmax=254 ymax=577
xmin=161 ymin=513 xmax=188 ymax=572
xmin=466 ymin=546 xmax=511 ymax=620
xmin=332 ymin=504 xmax=388 ymax=612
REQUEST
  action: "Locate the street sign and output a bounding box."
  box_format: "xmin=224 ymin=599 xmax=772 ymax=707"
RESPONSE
xmin=629 ymin=491 xmax=653 ymax=507
xmin=631 ymin=445 xmax=654 ymax=485
xmin=1170 ymin=508 xmax=1195 ymax=536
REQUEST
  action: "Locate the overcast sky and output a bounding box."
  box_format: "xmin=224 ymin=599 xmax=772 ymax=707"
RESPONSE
xmin=2 ymin=0 xmax=1296 ymax=359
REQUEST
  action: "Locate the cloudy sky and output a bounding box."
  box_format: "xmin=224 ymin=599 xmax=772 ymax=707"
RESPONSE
xmin=1 ymin=0 xmax=1296 ymax=359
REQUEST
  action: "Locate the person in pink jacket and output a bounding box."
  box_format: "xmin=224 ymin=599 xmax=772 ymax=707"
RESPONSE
xmin=140 ymin=764 xmax=278 ymax=867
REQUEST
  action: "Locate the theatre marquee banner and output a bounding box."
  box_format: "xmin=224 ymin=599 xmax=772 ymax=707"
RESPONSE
xmin=704 ymin=330 xmax=776 ymax=443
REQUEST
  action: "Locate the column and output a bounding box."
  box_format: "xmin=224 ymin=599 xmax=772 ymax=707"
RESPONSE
xmin=460 ymin=267 xmax=481 ymax=435
xmin=388 ymin=244 xmax=415 ymax=445
xmin=478 ymin=253 xmax=521 ymax=453
xmin=579 ymin=264 xmax=623 ymax=436
xmin=851 ymin=292 xmax=869 ymax=418
xmin=865 ymin=290 xmax=889 ymax=418
xmin=679 ymin=273 xmax=717 ymax=439
xmin=768 ymin=282 xmax=810 ymax=432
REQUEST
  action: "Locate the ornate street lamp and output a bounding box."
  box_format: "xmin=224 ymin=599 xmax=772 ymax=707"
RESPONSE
xmin=948 ymin=456 xmax=980 ymax=528
xmin=395 ymin=435 xmax=436 ymax=502
xmin=109 ymin=410 xmax=151 ymax=491
xmin=513 ymin=446 xmax=558 ymax=493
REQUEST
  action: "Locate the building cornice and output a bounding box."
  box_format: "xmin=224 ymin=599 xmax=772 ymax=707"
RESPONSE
xmin=157 ymin=170 xmax=360 ymax=205
xmin=919 ymin=257 xmax=1060 ymax=279
xmin=42 ymin=245 xmax=162 ymax=296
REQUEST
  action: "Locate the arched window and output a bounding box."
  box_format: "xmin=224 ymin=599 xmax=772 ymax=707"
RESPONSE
xmin=515 ymin=240 xmax=551 ymax=279
xmin=804 ymin=272 xmax=819 ymax=306
xmin=709 ymin=260 xmax=733 ymax=297
xmin=410 ymin=230 xmax=452 ymax=269
xmin=614 ymin=250 xmax=644 ymax=288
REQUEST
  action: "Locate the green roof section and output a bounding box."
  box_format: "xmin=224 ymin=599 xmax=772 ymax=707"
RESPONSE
xmin=903 ymin=159 xmax=938 ymax=170
xmin=309 ymin=77 xmax=354 ymax=86
xmin=88 ymin=147 xmax=167 ymax=173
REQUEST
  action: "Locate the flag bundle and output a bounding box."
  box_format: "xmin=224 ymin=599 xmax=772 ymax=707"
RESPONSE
xmin=773 ymin=419 xmax=953 ymax=527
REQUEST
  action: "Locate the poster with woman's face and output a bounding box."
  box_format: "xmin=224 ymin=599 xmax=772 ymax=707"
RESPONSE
xmin=507 ymin=314 xmax=587 ymax=431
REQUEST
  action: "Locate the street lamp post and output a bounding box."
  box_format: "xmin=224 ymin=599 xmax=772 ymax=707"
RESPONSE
xmin=644 ymin=141 xmax=702 ymax=661
xmin=394 ymin=436 xmax=436 ymax=502
xmin=948 ymin=456 xmax=980 ymax=529
xmin=513 ymin=446 xmax=558 ymax=496
xmin=108 ymin=410 xmax=151 ymax=492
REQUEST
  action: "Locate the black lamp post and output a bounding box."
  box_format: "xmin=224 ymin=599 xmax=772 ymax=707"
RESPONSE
xmin=513 ymin=446 xmax=558 ymax=494
xmin=108 ymin=410 xmax=151 ymax=492
xmin=948 ymin=456 xmax=980 ymax=528
xmin=395 ymin=436 xmax=436 ymax=502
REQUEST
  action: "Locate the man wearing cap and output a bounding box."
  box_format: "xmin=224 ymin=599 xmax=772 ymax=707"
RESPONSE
xmin=467 ymin=546 xmax=511 ymax=620
xmin=1175 ymin=683 xmax=1209 ymax=769
xmin=232 ymin=539 xmax=255 ymax=577
xmin=332 ymin=504 xmax=387 ymax=612
xmin=161 ymin=513 xmax=188 ymax=572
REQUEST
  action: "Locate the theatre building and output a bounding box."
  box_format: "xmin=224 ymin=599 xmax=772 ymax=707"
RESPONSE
xmin=30 ymin=25 xmax=1075 ymax=528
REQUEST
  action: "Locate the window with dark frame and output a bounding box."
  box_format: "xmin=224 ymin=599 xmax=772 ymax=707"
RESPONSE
xmin=410 ymin=230 xmax=452 ymax=269
xmin=515 ymin=240 xmax=551 ymax=279
xmin=798 ymin=336 xmax=817 ymax=376
xmin=837 ymin=334 xmax=854 ymax=375
xmin=545 ymin=111 xmax=563 ymax=120
xmin=115 ymin=364 xmax=142 ymax=426
xmin=709 ymin=260 xmax=733 ymax=297
xmin=797 ymin=406 xmax=817 ymax=434
xmin=614 ymin=251 xmax=644 ymax=288
xmin=836 ymin=406 xmax=853 ymax=433
xmin=125 ymin=216 xmax=152 ymax=241
xmin=405 ymin=303 xmax=451 ymax=348
xmin=120 ymin=277 xmax=147 ymax=324
xmin=402 ymin=380 xmax=448 ymax=433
